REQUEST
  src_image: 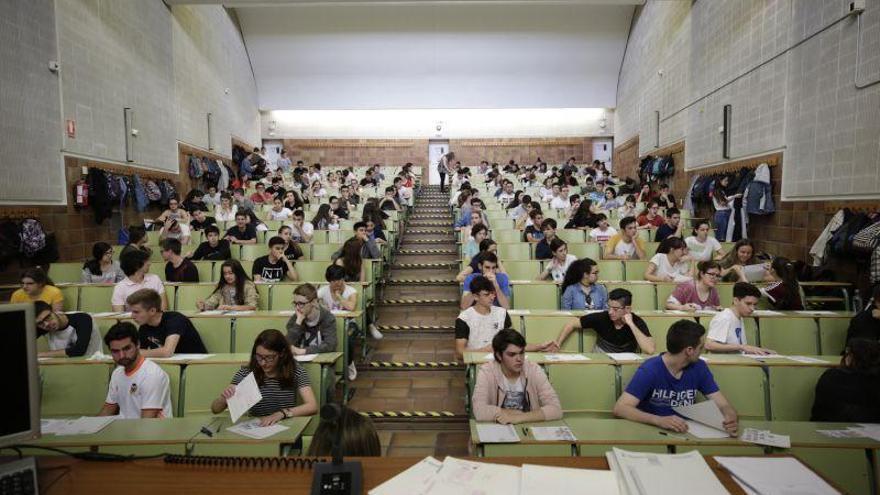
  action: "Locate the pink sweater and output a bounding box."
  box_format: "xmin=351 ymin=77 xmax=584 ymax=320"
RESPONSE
xmin=471 ymin=360 xmax=563 ymax=422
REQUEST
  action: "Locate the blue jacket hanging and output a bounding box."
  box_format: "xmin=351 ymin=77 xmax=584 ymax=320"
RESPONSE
xmin=131 ymin=174 xmax=148 ymax=212
xmin=745 ymin=163 xmax=775 ymax=215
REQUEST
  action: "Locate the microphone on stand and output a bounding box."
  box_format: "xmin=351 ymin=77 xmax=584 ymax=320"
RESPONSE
xmin=310 ymin=403 xmax=362 ymax=495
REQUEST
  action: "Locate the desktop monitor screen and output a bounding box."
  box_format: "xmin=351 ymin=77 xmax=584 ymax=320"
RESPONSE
xmin=0 ymin=303 xmax=40 ymax=447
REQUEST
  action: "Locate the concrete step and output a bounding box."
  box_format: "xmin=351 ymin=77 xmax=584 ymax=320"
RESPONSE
xmin=381 ymin=284 xmax=460 ymax=301
xmin=381 ymin=297 xmax=459 ymax=305
xmin=375 ymin=304 xmax=461 ymax=327
xmin=391 ymin=261 xmax=459 ymax=269
xmin=397 ymin=248 xmax=457 ymax=255
xmin=392 ymin=254 xmax=459 ymax=264
xmin=347 ymin=370 xmax=467 ymax=419
xmin=386 ymin=267 xmax=459 ymax=280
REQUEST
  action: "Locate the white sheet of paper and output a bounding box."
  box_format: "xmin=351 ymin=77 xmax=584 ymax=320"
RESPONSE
xmin=606 ymin=352 xmax=643 ymax=361
xmin=851 ymin=424 xmax=880 ymax=441
xmin=673 ymin=401 xmax=725 ymax=432
xmin=787 ymin=356 xmax=830 ymax=364
xmin=612 ymin=448 xmax=728 ymax=495
xmin=90 ymin=312 xmax=121 ymax=318
xmin=507 ymin=309 xmax=531 ymax=315
xmin=476 ymin=424 xmax=520 ymax=443
xmin=739 ymin=428 xmax=791 ymax=448
xmin=295 ymin=354 xmax=318 ymax=362
xmin=115 ymin=312 xmax=132 ymax=319
xmin=742 ymin=353 xmax=787 ymax=359
xmin=41 ymin=419 xmax=72 ymax=435
xmin=742 ymin=264 xmax=767 ymax=282
xmin=695 ymin=309 xmax=720 ymax=315
xmin=817 ymin=429 xmax=866 ymax=439
xmin=794 ymin=310 xmax=837 ymax=315
xmin=521 ymin=464 xmax=619 ymax=495
xmin=153 ymin=354 xmax=214 ymax=362
xmin=198 ymin=310 xmax=225 ymax=316
xmin=664 ymin=310 xmax=689 ymax=315
xmin=685 ymin=420 xmax=730 ymax=439
xmin=423 ymin=457 xmax=521 ymax=495
xmin=86 ymin=351 xmax=111 ymax=361
xmin=482 ymin=353 xmax=494 ymax=361
xmin=543 ymin=354 xmax=590 ymax=362
xmin=278 ymin=310 xmax=296 ymax=315
xmin=715 ymin=456 xmax=840 ymax=495
xmin=224 ymin=310 xmax=254 ymax=316
xmin=369 ymin=456 xmax=443 ymax=495
xmin=227 ymin=372 xmax=262 ymax=423
xmin=751 ymin=309 xmax=784 ymax=316
xmin=55 ymin=416 xmax=118 ymax=436
xmin=529 ymin=426 xmax=577 ymax=441
xmin=227 ymin=419 xmax=289 ymax=439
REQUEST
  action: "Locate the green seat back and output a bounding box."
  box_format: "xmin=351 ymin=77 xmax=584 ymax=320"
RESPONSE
xmin=192 ymin=261 xmax=214 ymax=283
xmin=655 ymin=283 xmax=677 ymax=310
xmin=191 ymin=317 xmax=234 ymax=354
xmin=596 ymin=261 xmax=624 ymax=281
xmin=818 ymin=317 xmax=849 ymax=356
xmin=182 ymin=363 xmax=244 ymax=416
xmin=295 ymin=261 xmax=332 ymax=282
xmin=623 ymin=260 xmax=651 ymax=281
xmin=493 ymin=230 xmax=524 ymax=244
xmin=556 ymin=230 xmax=586 ymax=244
xmin=148 ymin=262 xmax=167 ymax=282
xmin=708 ymin=366 xmax=768 ymax=420
xmin=758 ymin=317 xmax=819 ymax=355
xmin=233 ymin=317 xmax=290 ymax=352
xmin=512 ymin=283 xmax=558 ymax=311
xmin=59 ymin=286 xmax=79 ymax=312
xmin=239 ymin=244 xmax=269 ymax=261
xmin=40 ymin=363 xmax=111 ymax=416
xmin=175 ymin=284 xmax=217 ymax=312
xmin=497 ymin=243 xmax=531 ymax=261
xmin=567 ymin=243 xmax=600 ymax=260
xmin=605 ymin=282 xmax=657 ymax=311
xmin=547 ymin=364 xmax=617 ymax=415
xmin=523 ymin=316 xmax=579 ymax=352
xmin=159 ymin=363 xmax=183 ymax=417
xmin=310 ymin=243 xmax=342 ymax=261
xmin=502 ymin=261 xmax=543 ymax=280
xmin=768 ymin=365 xmax=826 ymax=421
xmin=640 ymin=316 xmax=697 ymax=353
xmin=79 ymin=286 xmax=114 ymax=313
xmin=717 ymin=283 xmax=734 ymax=307
xmin=643 ymin=242 xmax=660 ymax=258
xmin=49 ymin=263 xmax=84 ymax=284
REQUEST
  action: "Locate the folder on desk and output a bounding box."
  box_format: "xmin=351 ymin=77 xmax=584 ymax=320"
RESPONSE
xmin=714 ymin=456 xmax=840 ymax=494
xmin=608 ymin=448 xmax=728 ymax=495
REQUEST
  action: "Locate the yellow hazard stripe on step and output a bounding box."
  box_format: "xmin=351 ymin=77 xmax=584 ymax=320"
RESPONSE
xmin=382 ymin=298 xmax=458 ymax=304
xmin=369 ymin=361 xmax=460 ymax=368
xmin=359 ymin=411 xmax=459 ymax=419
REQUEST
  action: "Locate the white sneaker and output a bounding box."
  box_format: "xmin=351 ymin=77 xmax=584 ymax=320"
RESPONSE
xmin=347 ymin=362 xmax=358 ymax=381
xmin=369 ymin=323 xmax=384 ymax=340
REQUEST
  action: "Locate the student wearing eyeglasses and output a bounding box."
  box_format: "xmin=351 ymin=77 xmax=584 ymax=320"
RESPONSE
xmin=666 ymin=261 xmax=723 ymax=311
xmin=285 ymin=283 xmax=337 ymax=356
xmin=212 ymin=329 xmax=317 ymax=426
xmin=552 ymin=288 xmax=655 ymax=354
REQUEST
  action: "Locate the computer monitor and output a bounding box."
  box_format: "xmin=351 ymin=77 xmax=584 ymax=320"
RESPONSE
xmin=0 ymin=303 xmax=40 ymax=447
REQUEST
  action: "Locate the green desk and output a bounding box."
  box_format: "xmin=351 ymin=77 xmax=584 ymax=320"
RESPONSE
xmin=469 ymin=419 xmax=575 ymax=457
xmin=31 ymin=416 xmax=311 ymax=457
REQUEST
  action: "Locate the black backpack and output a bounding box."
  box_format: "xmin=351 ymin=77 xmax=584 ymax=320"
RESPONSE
xmin=829 ymin=210 xmax=875 ymax=260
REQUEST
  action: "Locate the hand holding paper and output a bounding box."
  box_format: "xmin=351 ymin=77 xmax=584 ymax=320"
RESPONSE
xmin=226 ymin=372 xmax=262 ymax=423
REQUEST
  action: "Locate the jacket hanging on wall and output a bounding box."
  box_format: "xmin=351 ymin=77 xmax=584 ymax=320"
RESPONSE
xmin=87 ymin=168 xmax=113 ymax=225
xmin=745 ymin=163 xmax=775 ymax=215
xmin=810 ymin=209 xmax=845 ymax=266
xmin=131 ymin=174 xmax=148 ymax=212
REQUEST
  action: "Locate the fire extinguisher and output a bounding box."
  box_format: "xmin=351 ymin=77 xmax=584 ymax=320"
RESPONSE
xmin=74 ymin=179 xmax=89 ymax=208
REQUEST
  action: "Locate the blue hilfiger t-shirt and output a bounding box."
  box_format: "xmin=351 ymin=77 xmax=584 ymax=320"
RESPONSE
xmin=624 ymin=354 xmax=719 ymax=417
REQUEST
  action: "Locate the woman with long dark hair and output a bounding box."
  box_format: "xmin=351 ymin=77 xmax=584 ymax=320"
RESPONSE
xmin=335 ymin=237 xmax=365 ymax=282
xmin=811 ymin=338 xmax=880 ymax=422
xmin=82 ymin=242 xmax=124 ymax=283
xmin=560 ymin=258 xmax=607 ymax=310
xmin=565 ymin=199 xmax=598 ymax=229
xmin=212 ymin=329 xmax=317 ymax=426
xmin=761 ymin=257 xmax=803 ymax=310
xmin=311 ymin=203 xmax=335 ymax=231
xmin=197 ymin=259 xmax=258 ymax=311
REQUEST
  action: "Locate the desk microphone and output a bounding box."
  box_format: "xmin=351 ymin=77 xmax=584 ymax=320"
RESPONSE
xmin=310 ymin=403 xmax=362 ymax=495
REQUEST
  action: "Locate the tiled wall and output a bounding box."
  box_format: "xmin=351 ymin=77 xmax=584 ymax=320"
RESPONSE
xmin=448 ymin=138 xmax=593 ymax=168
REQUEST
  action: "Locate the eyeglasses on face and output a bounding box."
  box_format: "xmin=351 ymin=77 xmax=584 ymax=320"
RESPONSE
xmin=293 ymin=299 xmax=314 ymax=308
xmin=255 ymin=353 xmax=278 ymax=364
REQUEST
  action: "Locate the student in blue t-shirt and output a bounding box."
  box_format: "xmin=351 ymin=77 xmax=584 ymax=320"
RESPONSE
xmin=461 ymin=253 xmax=510 ymax=310
xmin=613 ymin=319 xmax=739 ymax=434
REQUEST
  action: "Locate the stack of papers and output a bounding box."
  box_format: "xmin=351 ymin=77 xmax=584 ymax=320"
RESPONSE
xmin=294 ymin=354 xmax=318 ymax=362
xmin=739 ymin=428 xmax=791 ymax=448
xmin=369 ymin=457 xmax=443 ymax=495
xmin=42 ymin=416 xmax=118 ymax=436
xmin=476 ymin=424 xmax=520 ymax=443
xmin=607 ymin=448 xmax=728 ymax=495
xmin=520 ymin=464 xmax=618 ymax=495
xmin=606 ymin=352 xmax=643 ymax=361
xmin=673 ymin=401 xmax=792 ymax=447
xmin=227 ymin=419 xmax=289 ymax=439
xmin=715 ymin=456 xmax=840 ymax=494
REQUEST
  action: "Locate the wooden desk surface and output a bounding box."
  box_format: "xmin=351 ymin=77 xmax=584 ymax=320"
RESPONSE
xmin=32 ymin=455 xmax=750 ymax=495
xmin=33 ymin=416 xmax=311 ymax=449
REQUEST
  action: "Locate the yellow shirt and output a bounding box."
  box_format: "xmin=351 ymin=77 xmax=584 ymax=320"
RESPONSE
xmin=10 ymin=285 xmax=64 ymax=306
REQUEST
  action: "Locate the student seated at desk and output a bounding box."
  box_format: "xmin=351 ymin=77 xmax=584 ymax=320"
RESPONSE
xmin=308 ymin=405 xmax=381 ymax=456
xmin=9 ymin=267 xmax=64 ymax=312
xmin=224 ymin=212 xmax=258 ymax=245
xmin=603 ymin=216 xmax=646 ymax=260
xmin=553 ymin=288 xmax=655 ymax=354
xmin=161 ymin=238 xmax=199 ymax=283
xmin=613 ymin=319 xmax=738 ymax=434
xmin=212 ymin=329 xmax=318 ymax=426
xmin=81 ymin=242 xmax=125 ymax=284
xmin=846 ymin=284 xmax=880 ymax=344
xmin=534 ymin=218 xmax=559 ymax=260
xmin=811 ymin=338 xmax=880 ymax=423
xmin=112 ymin=249 xmax=168 ymax=312
xmin=34 ymin=300 xmax=101 ymax=358
xmin=120 ymin=226 xmax=150 ymax=259
xmin=759 ymin=257 xmax=803 ymax=310
xmin=286 ymin=283 xmax=338 ymax=356
xmin=472 ymin=329 xmax=563 ymax=425
xmin=461 ymin=254 xmax=511 ymax=310
xmin=463 ymin=224 xmax=488 ymax=261
xmin=456 ymin=276 xmax=513 ymax=359
xmin=456 ymin=239 xmax=506 ymax=282
xmin=128 ymin=289 xmax=207 ymax=357
xmin=197 ymin=260 xmax=258 ymax=311
xmin=666 ymin=261 xmax=722 ymax=311
xmin=252 ymin=236 xmax=299 ymax=283
xmin=536 ymin=238 xmax=577 ymax=283
xmin=645 ymin=237 xmax=694 ymax=283
xmin=560 ymin=258 xmax=608 ymax=311
xmin=187 ymin=225 xmax=231 ymax=261
xmin=99 ymin=322 xmax=174 ymax=419
xmin=706 ymin=282 xmax=773 ymax=355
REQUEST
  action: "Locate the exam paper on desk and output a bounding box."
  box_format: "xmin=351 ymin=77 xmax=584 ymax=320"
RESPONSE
xmin=476 ymin=424 xmax=520 ymax=443
xmin=714 ymin=456 xmax=839 ymax=495
xmin=521 ymin=464 xmax=618 ymax=495
xmin=368 ymin=456 xmax=443 ymax=495
xmin=227 ymin=419 xmax=289 ymax=440
xmin=423 ymin=457 xmax=521 ymax=495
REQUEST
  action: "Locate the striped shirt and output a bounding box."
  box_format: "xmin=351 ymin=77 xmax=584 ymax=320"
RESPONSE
xmin=231 ymin=366 xmax=311 ymax=417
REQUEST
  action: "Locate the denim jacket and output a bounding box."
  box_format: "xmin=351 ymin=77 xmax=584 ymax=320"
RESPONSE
xmin=561 ymin=283 xmax=608 ymax=310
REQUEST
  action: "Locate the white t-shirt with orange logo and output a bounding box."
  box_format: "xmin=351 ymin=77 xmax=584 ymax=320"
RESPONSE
xmin=105 ymin=357 xmax=173 ymax=419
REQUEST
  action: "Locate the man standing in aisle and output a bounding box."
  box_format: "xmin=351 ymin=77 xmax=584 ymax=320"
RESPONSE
xmin=438 ymin=151 xmax=455 ymax=193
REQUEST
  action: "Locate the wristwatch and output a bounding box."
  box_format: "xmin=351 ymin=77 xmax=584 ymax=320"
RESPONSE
xmin=281 ymin=409 xmax=290 ymax=419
